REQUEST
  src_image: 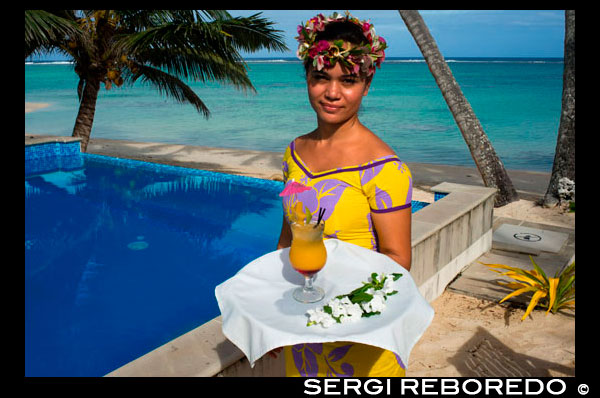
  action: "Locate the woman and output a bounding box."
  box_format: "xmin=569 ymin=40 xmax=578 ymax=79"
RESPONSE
xmin=275 ymin=12 xmax=413 ymax=377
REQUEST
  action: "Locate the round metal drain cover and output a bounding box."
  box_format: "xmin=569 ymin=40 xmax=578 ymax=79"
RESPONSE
xmin=513 ymin=232 xmax=542 ymax=242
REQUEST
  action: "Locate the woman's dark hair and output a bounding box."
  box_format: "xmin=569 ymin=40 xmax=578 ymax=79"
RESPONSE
xmin=303 ymin=20 xmax=367 ymax=75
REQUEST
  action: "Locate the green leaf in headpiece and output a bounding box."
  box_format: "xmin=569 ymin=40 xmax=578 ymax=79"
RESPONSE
xmin=333 ymin=39 xmax=344 ymax=49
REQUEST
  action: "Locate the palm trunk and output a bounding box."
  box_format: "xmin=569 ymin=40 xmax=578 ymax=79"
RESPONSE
xmin=543 ymin=10 xmax=575 ymax=207
xmin=72 ymin=78 xmax=100 ymax=152
xmin=398 ymin=10 xmax=518 ymax=207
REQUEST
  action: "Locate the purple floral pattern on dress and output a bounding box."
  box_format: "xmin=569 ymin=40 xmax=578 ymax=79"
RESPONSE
xmin=282 ymin=160 xmax=289 ymax=181
xmin=291 ymin=179 xmax=349 ymax=221
xmin=366 ymin=212 xmax=378 ymax=251
xmin=292 ymin=343 xmax=322 ymax=377
xmin=359 ymin=161 xmax=386 ymax=186
xmin=292 ymin=343 xmax=355 ymax=377
xmin=374 ymin=185 xmax=393 ymax=210
xmin=324 ymin=230 xmax=341 ymax=239
xmin=396 ymin=161 xmax=412 ymax=204
xmin=394 ymin=352 xmax=406 ymax=369
xmin=325 ymin=344 xmax=355 ymax=376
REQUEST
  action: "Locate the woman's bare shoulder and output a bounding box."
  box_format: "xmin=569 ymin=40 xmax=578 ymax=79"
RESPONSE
xmin=360 ymin=130 xmax=397 ymax=159
xmin=294 ymin=130 xmax=318 ymax=145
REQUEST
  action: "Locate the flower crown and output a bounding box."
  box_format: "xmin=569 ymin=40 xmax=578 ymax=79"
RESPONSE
xmin=296 ymin=11 xmax=387 ymax=77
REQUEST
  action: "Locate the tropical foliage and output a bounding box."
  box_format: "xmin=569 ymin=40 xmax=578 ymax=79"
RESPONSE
xmin=481 ymin=257 xmax=575 ymax=321
xmin=25 ymin=10 xmax=288 ymax=152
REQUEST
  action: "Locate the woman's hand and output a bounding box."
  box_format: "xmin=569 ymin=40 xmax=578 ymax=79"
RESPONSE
xmin=267 ymin=347 xmax=283 ymax=358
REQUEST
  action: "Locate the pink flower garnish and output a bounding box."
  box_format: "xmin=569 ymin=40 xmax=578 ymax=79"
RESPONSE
xmin=279 ymin=180 xmax=312 ymax=197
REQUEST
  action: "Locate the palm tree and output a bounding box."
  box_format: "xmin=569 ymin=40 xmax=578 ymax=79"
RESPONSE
xmin=25 ymin=10 xmax=288 ymax=152
xmin=543 ymin=10 xmax=575 ymax=208
xmin=398 ymin=10 xmax=518 ymax=207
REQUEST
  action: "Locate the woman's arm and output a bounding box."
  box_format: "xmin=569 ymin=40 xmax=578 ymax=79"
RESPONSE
xmin=370 ymin=207 xmax=412 ymax=271
xmin=276 ymin=215 xmax=292 ymax=249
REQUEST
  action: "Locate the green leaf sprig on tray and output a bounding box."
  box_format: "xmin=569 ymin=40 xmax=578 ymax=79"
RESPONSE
xmin=306 ymin=272 xmax=403 ymax=327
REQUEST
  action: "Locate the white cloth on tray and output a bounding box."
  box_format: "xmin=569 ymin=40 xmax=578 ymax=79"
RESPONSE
xmin=215 ymin=238 xmax=434 ymax=367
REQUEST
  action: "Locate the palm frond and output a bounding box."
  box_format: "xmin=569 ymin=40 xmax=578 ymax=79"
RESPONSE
xmin=128 ymin=47 xmax=254 ymax=91
xmin=215 ymin=13 xmax=289 ymax=53
xmin=129 ymin=64 xmax=211 ymax=118
xmin=117 ymin=22 xmax=241 ymax=63
xmin=25 ymin=10 xmax=80 ymax=58
xmin=114 ymin=18 xmax=258 ymax=92
xmin=197 ymin=10 xmax=232 ymax=21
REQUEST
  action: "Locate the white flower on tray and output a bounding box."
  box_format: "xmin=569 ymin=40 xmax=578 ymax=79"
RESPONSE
xmin=306 ymin=272 xmax=403 ymax=328
xmin=361 ymin=292 xmax=386 ymax=314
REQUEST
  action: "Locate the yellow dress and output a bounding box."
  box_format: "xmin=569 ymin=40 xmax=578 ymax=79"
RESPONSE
xmin=281 ymin=139 xmax=412 ymax=377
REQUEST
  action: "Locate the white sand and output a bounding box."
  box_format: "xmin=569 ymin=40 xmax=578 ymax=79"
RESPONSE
xmin=407 ymin=290 xmax=575 ymax=377
xmin=493 ymin=198 xmax=574 ymax=229
xmin=25 ymin=102 xmax=50 ymax=113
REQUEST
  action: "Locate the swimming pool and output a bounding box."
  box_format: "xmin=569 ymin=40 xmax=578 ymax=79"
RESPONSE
xmin=25 ymin=147 xmax=430 ymax=376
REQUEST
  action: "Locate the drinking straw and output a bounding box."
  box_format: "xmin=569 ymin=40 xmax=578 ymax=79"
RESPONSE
xmin=315 ymin=207 xmax=326 ymax=227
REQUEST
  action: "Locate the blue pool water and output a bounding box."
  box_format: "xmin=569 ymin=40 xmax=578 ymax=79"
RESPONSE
xmin=25 ymin=149 xmax=430 ymax=376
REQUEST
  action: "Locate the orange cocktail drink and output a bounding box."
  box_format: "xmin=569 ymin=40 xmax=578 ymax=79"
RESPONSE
xmin=289 ymin=219 xmax=327 ymax=303
xmin=289 ymin=220 xmax=327 ymax=276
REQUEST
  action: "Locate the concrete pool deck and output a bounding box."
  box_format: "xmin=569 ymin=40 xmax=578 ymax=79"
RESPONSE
xmin=25 ymin=134 xmax=575 ymax=377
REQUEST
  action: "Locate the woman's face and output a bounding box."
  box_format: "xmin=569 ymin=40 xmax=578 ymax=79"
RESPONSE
xmin=306 ymin=61 xmax=371 ymax=126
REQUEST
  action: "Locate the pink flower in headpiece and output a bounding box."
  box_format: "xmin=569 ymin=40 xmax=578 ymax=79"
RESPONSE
xmin=309 ymin=14 xmax=326 ymax=31
xmin=362 ymin=22 xmax=371 ymax=32
xmin=310 ymin=40 xmax=330 ymax=58
xmin=315 ymin=40 xmax=330 ymax=53
xmin=279 ymin=180 xmax=312 ymax=197
xmin=373 ymin=37 xmax=386 ymax=52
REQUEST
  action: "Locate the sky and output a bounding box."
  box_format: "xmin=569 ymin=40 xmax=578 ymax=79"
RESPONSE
xmin=229 ymin=10 xmax=566 ymax=58
xmin=30 ymin=10 xmax=566 ymax=61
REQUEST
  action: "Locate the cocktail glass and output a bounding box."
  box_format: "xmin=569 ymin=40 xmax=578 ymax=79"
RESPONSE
xmin=289 ymin=219 xmax=327 ymax=303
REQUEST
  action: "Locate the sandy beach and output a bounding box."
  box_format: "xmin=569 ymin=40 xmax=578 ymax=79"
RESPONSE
xmin=25 ymin=128 xmax=575 ymax=377
xmin=25 ymin=102 xmax=50 ymax=113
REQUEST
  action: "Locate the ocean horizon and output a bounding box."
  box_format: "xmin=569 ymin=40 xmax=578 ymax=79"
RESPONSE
xmin=26 ymin=56 xmax=565 ymax=64
xmin=25 ymin=57 xmax=564 ymax=172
